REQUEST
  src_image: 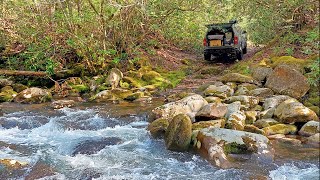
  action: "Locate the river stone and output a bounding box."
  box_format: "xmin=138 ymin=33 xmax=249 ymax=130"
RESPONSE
xmin=195 ymin=103 xmax=227 ymax=121
xmin=234 ymin=86 xmax=249 ymax=96
xmin=152 ymin=94 xmax=208 ymax=120
xmin=14 ymin=87 xmax=52 ymax=104
xmin=0 ymin=87 xmax=17 ymax=102
xmin=0 ymin=158 xmax=28 ymax=169
xmin=204 ymin=96 xmax=222 ymax=104
xmin=71 ymin=137 xmax=123 ymax=156
xmin=245 ymin=111 xmax=258 ymax=124
xmin=91 ymin=90 xmax=114 ymax=102
xmin=108 ymin=68 xmax=123 ymax=89
xmin=164 ymin=114 xmax=192 ymax=151
xmin=254 ymin=119 xmax=280 ymax=129
xmin=0 ymin=79 xmax=13 ymax=88
xmin=196 ymin=128 xmax=272 ymax=168
xmin=148 ymin=118 xmax=169 ymax=138
xmin=265 ymin=65 xmax=310 ymax=98
xmin=307 ymin=133 xmax=320 ymax=144
xmin=263 ymin=95 xmax=296 ymax=110
xmin=192 ymin=119 xmax=225 ymax=130
xmin=203 ymin=85 xmax=234 ymax=99
xmin=276 ymin=137 xmax=302 ymax=146
xmin=225 ymin=101 xmax=241 ymax=119
xmin=258 ymin=107 xmax=276 ymax=120
xmin=298 ymin=121 xmax=320 ymax=137
xmin=262 ymin=124 xmax=297 ymax=135
xmin=12 ymin=83 xmax=28 ymax=93
xmin=226 ymin=111 xmax=246 ymax=130
xmin=251 ymin=66 xmax=273 ymax=82
xmin=244 ymin=125 xmax=265 ymax=135
xmin=51 ymin=100 xmax=75 ymax=109
xmin=25 ymin=161 xmax=55 ymax=180
xmin=224 ymin=96 xmax=259 ymax=110
xmin=249 ymin=88 xmax=274 ymax=101
xmin=274 ymin=99 xmax=318 ymax=123
xmin=220 ymin=73 xmax=255 ymax=84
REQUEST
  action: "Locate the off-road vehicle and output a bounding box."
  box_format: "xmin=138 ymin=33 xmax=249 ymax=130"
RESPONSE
xmin=203 ymin=20 xmax=247 ymax=61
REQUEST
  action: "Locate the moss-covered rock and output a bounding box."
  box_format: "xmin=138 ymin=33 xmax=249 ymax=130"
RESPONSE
xmin=148 ymin=118 xmax=169 ymax=138
xmin=0 ymin=79 xmax=13 ymax=88
xmin=244 ymin=125 xmax=265 ymax=135
xmin=142 ymin=71 xmax=162 ymax=82
xmin=254 ymin=119 xmax=280 ymax=129
xmin=245 ymin=111 xmax=258 ymax=124
xmin=220 ymin=73 xmax=255 ymax=84
xmin=12 ymin=83 xmax=28 ymax=93
xmin=70 ymin=84 xmax=90 ymax=93
xmin=192 ymin=119 xmax=225 ymax=130
xmin=203 ymin=85 xmax=234 ymax=99
xmin=299 ymin=121 xmax=320 ymax=137
xmin=262 ymin=124 xmax=297 ymax=135
xmin=122 ymin=76 xmax=142 ymax=88
xmin=249 ymin=88 xmax=274 ymax=101
xmin=224 ymin=95 xmax=259 ymax=110
xmin=270 ymin=56 xmax=312 ymax=73
xmin=14 ymin=87 xmax=52 ymax=104
xmin=251 ymin=66 xmax=273 ymax=82
xmin=308 ymin=106 xmax=320 ymax=116
xmin=0 ymin=88 xmax=17 ymax=102
xmin=164 ymin=114 xmax=192 ymax=151
xmin=204 ymin=96 xmax=222 ymax=104
xmin=226 ymin=111 xmax=246 ymax=130
xmin=110 ymin=88 xmax=133 ymax=99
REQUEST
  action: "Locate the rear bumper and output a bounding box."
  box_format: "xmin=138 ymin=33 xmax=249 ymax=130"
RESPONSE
xmin=204 ymin=46 xmax=237 ymax=56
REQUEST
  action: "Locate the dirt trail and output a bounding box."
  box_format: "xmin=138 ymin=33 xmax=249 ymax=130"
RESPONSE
xmin=160 ymin=46 xmax=260 ymax=96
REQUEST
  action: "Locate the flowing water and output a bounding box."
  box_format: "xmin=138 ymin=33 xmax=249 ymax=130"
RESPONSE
xmin=0 ymin=101 xmax=319 ymax=180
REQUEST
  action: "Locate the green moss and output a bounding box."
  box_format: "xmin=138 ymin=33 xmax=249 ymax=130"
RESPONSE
xmin=181 ymin=59 xmax=191 ymax=65
xmin=200 ymin=66 xmax=224 ymax=75
xmin=308 ymin=106 xmax=320 ymax=116
xmin=122 ymin=76 xmax=143 ymax=88
xmin=0 ymin=89 xmax=17 ymax=102
xmin=148 ymin=118 xmax=169 ymax=138
xmin=308 ymin=97 xmax=320 ymax=106
xmin=120 ymin=81 xmax=130 ymax=89
xmin=262 ymin=124 xmax=297 ymax=135
xmin=142 ymin=71 xmax=162 ymax=82
xmin=223 ymin=142 xmax=248 ymax=154
xmin=270 ymin=56 xmax=312 ymax=72
xmin=70 ymin=84 xmax=90 ymax=93
xmin=161 ymin=70 xmax=186 ymax=88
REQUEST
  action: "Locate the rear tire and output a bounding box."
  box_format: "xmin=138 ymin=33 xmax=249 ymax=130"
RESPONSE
xmin=243 ymin=46 xmax=247 ymax=54
xmin=204 ymin=54 xmax=211 ymax=61
xmin=237 ymin=49 xmax=243 ymax=60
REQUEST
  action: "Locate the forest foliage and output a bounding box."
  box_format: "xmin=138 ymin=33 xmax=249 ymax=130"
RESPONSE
xmin=0 ymin=0 xmax=319 ymax=75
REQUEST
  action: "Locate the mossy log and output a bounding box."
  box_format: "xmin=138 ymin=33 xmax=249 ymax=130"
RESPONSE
xmin=0 ymin=69 xmax=47 ymax=77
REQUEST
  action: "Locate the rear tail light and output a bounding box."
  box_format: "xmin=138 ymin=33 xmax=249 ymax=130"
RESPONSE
xmin=234 ymin=36 xmax=238 ymax=45
xmin=203 ymin=38 xmax=207 ymax=46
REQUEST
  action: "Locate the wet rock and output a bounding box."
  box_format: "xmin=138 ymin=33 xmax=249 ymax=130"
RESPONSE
xmin=152 ymin=94 xmax=208 ymax=120
xmin=220 ymin=73 xmax=256 ymax=84
xmin=249 ymin=88 xmax=274 ymax=101
xmin=0 ymin=158 xmax=28 ymax=169
xmin=71 ymin=137 xmax=123 ymax=156
xmin=164 ymin=114 xmax=192 ymax=151
xmin=192 ymin=119 xmax=225 ymax=130
xmin=148 ymin=118 xmax=169 ymax=138
xmin=0 ymin=78 xmax=13 ymax=88
xmin=195 ymin=103 xmax=227 ymax=121
xmin=204 ymin=96 xmax=222 ymax=104
xmin=25 ymin=161 xmax=55 ymax=180
xmin=254 ymin=119 xmax=280 ymax=129
xmin=299 ymin=121 xmax=320 ymax=137
xmin=251 ymin=66 xmax=273 ymax=82
xmin=196 ymin=128 xmax=272 ymax=168
xmin=225 ymin=101 xmax=241 ymax=119
xmin=262 ymin=124 xmax=297 ymax=135
xmin=265 ymin=65 xmax=310 ymax=98
xmin=263 ymin=95 xmax=296 ymax=110
xmin=224 ymin=95 xmax=259 ymax=110
xmin=245 ymin=111 xmax=258 ymax=124
xmin=108 ymin=68 xmax=123 ymax=89
xmin=274 ymin=99 xmax=318 ymax=123
xmin=203 ymin=85 xmax=234 ymax=99
xmin=226 ymin=111 xmax=246 ymax=130
xmin=14 ymin=87 xmax=52 ymax=104
xmin=51 ymin=99 xmax=75 ymax=109
xmin=244 ymin=125 xmax=265 ymax=135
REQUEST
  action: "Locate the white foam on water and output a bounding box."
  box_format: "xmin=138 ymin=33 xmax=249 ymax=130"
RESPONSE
xmin=269 ymin=163 xmax=320 ymax=180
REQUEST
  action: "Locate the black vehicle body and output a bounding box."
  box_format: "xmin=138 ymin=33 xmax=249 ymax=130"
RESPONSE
xmin=203 ymin=20 xmax=247 ymax=61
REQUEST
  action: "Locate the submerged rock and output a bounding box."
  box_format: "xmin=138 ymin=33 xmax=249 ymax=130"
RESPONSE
xmin=265 ymin=65 xmax=310 ymax=98
xmin=14 ymin=87 xmax=52 ymax=104
xmin=152 ymin=94 xmax=208 ymax=120
xmin=196 ymin=128 xmax=272 ymax=168
xmin=164 ymin=114 xmax=192 ymax=151
xmin=71 ymin=137 xmax=123 ymax=156
xmin=274 ymin=99 xmax=318 ymax=123
xmin=299 ymin=121 xmax=320 ymax=137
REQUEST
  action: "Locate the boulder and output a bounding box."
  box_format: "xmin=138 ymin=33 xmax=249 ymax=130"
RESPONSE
xmin=195 ymin=103 xmax=227 ymax=121
xmin=220 ymin=73 xmax=256 ymax=84
xmin=51 ymin=100 xmax=75 ymax=109
xmin=195 ymin=128 xmax=273 ymax=168
xmin=14 ymin=87 xmax=52 ymax=104
xmin=148 ymin=118 xmax=169 ymax=138
xmin=249 ymin=88 xmax=274 ymax=101
xmin=244 ymin=125 xmax=265 ymax=135
xmin=274 ymin=99 xmax=318 ymax=123
xmin=245 ymin=111 xmax=258 ymax=124
xmin=258 ymin=107 xmax=276 ymax=119
xmin=254 ymin=119 xmax=280 ymax=129
xmin=224 ymin=95 xmax=259 ymax=110
xmin=226 ymin=111 xmax=246 ymax=130
xmin=251 ymin=66 xmax=273 ymax=82
xmin=263 ymin=95 xmax=296 ymax=110
xmin=192 ymin=119 xmax=225 ymax=130
xmin=225 ymin=101 xmax=241 ymax=119
xmin=108 ymin=68 xmax=123 ymax=89
xmin=203 ymin=85 xmax=234 ymax=99
xmin=164 ymin=114 xmax=192 ymax=151
xmin=265 ymin=65 xmax=310 ymax=98
xmin=262 ymin=124 xmax=297 ymax=135
xmin=152 ymin=94 xmax=208 ymax=120
xmin=299 ymin=121 xmax=320 ymax=137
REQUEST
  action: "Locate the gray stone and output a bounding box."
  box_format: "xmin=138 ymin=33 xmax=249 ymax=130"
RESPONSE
xmin=299 ymin=121 xmax=320 ymax=137
xmin=263 ymin=95 xmax=296 ymax=110
xmin=195 ymin=103 xmax=228 ymax=121
xmin=203 ymin=85 xmax=234 ymax=99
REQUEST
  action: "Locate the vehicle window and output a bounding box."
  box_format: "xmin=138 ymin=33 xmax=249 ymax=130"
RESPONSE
xmin=225 ymin=32 xmax=232 ymax=41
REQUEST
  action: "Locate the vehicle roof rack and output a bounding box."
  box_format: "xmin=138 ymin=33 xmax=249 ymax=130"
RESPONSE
xmin=205 ymin=20 xmax=237 ymax=28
